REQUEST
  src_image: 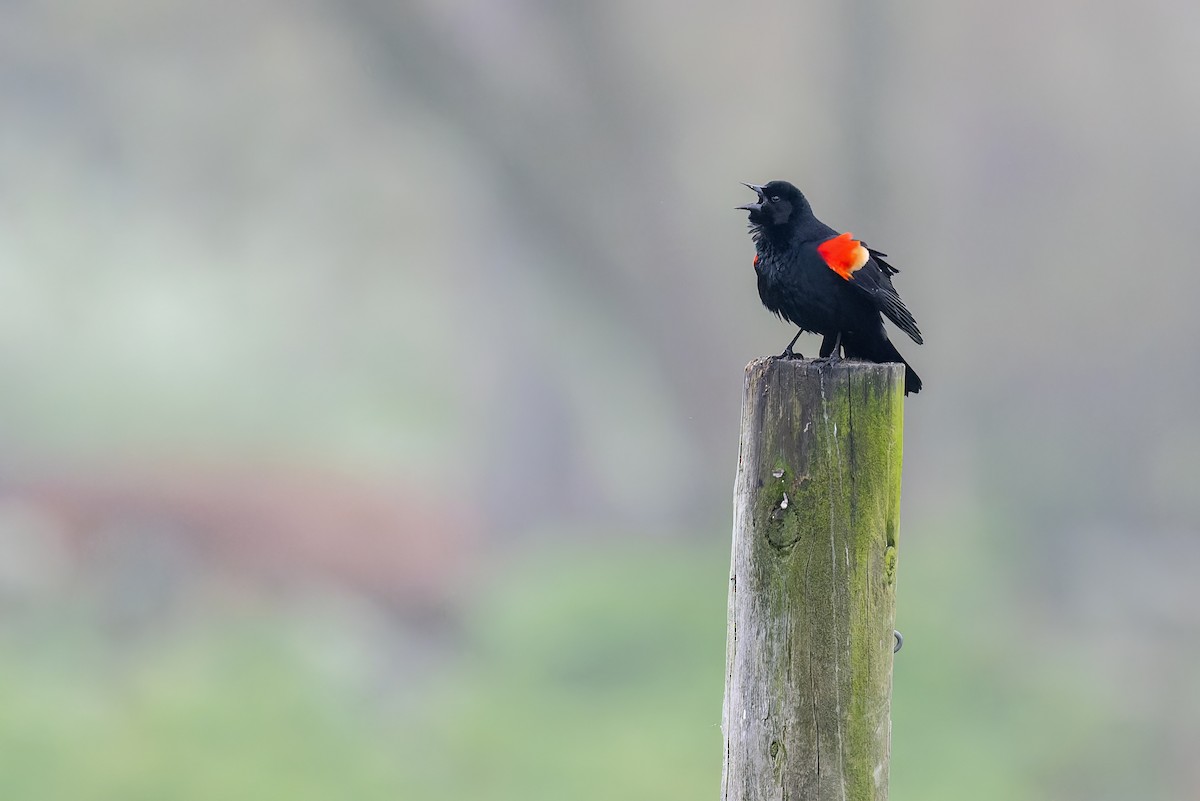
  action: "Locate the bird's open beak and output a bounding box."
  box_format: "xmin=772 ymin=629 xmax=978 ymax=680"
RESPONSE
xmin=736 ymin=182 xmax=765 ymax=212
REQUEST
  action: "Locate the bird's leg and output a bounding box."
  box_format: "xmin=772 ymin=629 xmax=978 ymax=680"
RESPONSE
xmin=815 ymin=332 xmax=843 ymax=363
xmin=778 ymin=328 xmax=805 ymax=360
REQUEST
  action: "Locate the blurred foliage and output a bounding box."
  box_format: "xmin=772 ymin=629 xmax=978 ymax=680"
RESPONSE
xmin=0 ymin=542 xmax=726 ymax=801
xmin=0 ymin=534 xmax=1176 ymax=801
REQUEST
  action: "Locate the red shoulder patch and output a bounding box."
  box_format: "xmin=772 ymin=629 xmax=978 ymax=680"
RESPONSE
xmin=817 ymin=233 xmax=869 ymax=280
xmin=753 ymin=253 xmax=759 ymax=268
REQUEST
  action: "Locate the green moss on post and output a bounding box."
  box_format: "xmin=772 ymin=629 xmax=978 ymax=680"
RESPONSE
xmin=721 ymin=358 xmax=905 ymax=801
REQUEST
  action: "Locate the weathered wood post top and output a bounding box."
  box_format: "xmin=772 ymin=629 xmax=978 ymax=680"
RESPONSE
xmin=721 ymin=357 xmax=905 ymax=801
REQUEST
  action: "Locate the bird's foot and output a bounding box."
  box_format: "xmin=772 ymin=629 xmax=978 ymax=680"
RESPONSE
xmin=811 ymin=351 xmax=843 ymax=366
xmin=813 ymin=332 xmax=844 ymax=365
xmin=776 ymin=329 xmax=806 ymax=360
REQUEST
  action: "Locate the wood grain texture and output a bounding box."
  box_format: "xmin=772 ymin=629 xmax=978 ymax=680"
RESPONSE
xmin=721 ymin=358 xmax=904 ymax=801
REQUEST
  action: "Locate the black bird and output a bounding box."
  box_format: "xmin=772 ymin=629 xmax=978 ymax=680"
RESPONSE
xmin=738 ymin=180 xmax=924 ymax=394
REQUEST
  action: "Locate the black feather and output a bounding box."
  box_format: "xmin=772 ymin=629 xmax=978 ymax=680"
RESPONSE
xmin=742 ymin=180 xmax=925 ymax=394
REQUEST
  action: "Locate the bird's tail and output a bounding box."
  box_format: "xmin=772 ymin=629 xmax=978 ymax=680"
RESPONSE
xmin=874 ymin=337 xmax=922 ymax=395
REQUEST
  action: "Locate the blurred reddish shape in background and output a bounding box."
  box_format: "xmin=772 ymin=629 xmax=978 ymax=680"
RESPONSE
xmin=3 ymin=465 xmax=477 ymax=617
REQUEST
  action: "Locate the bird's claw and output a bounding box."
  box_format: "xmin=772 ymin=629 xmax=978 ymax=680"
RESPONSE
xmin=812 ymin=352 xmax=843 ymax=366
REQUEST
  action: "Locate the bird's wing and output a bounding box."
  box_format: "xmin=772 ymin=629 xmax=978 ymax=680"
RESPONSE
xmin=817 ymin=234 xmax=923 ymax=345
xmin=867 ymin=247 xmax=899 ymax=275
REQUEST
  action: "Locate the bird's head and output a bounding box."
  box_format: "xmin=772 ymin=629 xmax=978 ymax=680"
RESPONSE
xmin=737 ymin=180 xmax=811 ymax=230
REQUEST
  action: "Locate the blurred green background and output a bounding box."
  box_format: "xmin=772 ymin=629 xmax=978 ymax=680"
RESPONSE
xmin=2 ymin=1 xmax=1198 ymax=799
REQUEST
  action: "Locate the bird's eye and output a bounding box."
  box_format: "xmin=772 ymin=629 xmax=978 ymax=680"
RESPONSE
xmin=770 ymin=195 xmax=781 ymax=203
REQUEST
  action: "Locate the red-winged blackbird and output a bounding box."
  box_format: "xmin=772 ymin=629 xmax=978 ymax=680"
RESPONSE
xmin=739 ymin=180 xmax=924 ymax=394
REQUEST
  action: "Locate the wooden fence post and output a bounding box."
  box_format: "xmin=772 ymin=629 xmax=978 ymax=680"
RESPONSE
xmin=721 ymin=358 xmax=905 ymax=801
